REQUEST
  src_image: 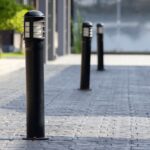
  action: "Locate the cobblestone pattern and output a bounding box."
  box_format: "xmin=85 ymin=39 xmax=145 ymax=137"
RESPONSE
xmin=0 ymin=65 xmax=150 ymax=149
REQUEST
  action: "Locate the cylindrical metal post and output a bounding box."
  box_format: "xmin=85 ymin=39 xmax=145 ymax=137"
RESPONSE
xmin=80 ymin=22 xmax=93 ymax=90
xmin=24 ymin=10 xmax=47 ymax=140
xmin=97 ymin=23 xmax=104 ymax=71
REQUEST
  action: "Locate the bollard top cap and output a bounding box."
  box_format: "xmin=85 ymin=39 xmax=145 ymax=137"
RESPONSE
xmin=97 ymin=23 xmax=103 ymax=28
xmin=83 ymin=22 xmax=93 ymax=28
xmin=24 ymin=10 xmax=44 ymax=20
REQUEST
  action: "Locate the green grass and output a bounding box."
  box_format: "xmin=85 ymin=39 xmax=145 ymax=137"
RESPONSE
xmin=0 ymin=52 xmax=25 ymax=58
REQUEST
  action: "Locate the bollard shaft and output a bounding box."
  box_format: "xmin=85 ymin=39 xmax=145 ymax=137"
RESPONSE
xmin=24 ymin=10 xmax=47 ymax=140
xmin=26 ymin=39 xmax=45 ymax=138
xmin=80 ymin=37 xmax=91 ymax=89
xmin=97 ymin=24 xmax=104 ymax=71
xmin=80 ymin=22 xmax=92 ymax=90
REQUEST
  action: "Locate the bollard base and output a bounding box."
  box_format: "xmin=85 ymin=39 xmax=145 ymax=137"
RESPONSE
xmin=97 ymin=68 xmax=105 ymax=71
xmin=78 ymin=88 xmax=92 ymax=91
xmin=23 ymin=137 xmax=49 ymax=141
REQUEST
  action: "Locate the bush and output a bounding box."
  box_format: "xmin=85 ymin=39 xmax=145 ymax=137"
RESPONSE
xmin=0 ymin=0 xmax=31 ymax=54
xmin=72 ymin=11 xmax=83 ymax=53
xmin=0 ymin=0 xmax=22 ymax=22
xmin=0 ymin=0 xmax=30 ymax=33
xmin=0 ymin=9 xmax=28 ymax=33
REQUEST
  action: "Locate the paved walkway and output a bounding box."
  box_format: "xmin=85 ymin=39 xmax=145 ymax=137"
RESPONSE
xmin=50 ymin=54 xmax=150 ymax=66
xmin=0 ymin=55 xmax=150 ymax=149
xmin=0 ymin=58 xmax=25 ymax=76
xmin=1 ymin=54 xmax=150 ymax=76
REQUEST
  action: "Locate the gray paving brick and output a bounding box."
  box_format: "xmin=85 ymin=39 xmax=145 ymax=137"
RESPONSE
xmin=0 ymin=64 xmax=150 ymax=149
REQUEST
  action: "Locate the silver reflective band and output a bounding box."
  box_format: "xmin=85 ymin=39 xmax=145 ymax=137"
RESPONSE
xmin=97 ymin=27 xmax=103 ymax=34
xmin=25 ymin=22 xmax=30 ymax=27
xmin=33 ymin=21 xmax=44 ymax=27
xmin=33 ymin=21 xmax=44 ymax=38
xmin=34 ymin=26 xmax=44 ymax=31
xmin=89 ymin=28 xmax=92 ymax=37
xmin=25 ymin=27 xmax=30 ymax=32
xmin=83 ymin=28 xmax=89 ymax=37
xmin=25 ymin=32 xmax=30 ymax=38
xmin=33 ymin=31 xmax=44 ymax=38
xmin=33 ymin=33 xmax=43 ymax=38
xmin=25 ymin=22 xmax=30 ymax=38
xmin=83 ymin=27 xmax=92 ymax=37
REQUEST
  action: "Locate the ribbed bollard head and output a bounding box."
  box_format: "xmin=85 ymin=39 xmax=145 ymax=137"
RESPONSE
xmin=24 ymin=10 xmax=45 ymax=39
xmin=82 ymin=22 xmax=93 ymax=37
xmin=97 ymin=23 xmax=104 ymax=34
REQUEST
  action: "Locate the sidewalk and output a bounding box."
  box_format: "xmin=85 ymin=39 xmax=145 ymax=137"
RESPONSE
xmin=0 ymin=58 xmax=25 ymax=76
xmin=49 ymin=54 xmax=150 ymax=66
xmin=1 ymin=54 xmax=150 ymax=77
xmin=0 ymin=55 xmax=150 ymax=149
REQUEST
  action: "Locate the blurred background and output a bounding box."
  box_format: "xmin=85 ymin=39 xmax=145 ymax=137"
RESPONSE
xmin=1 ymin=0 xmax=150 ymax=59
xmin=0 ymin=0 xmax=34 ymax=57
xmin=73 ymin=0 xmax=150 ymax=53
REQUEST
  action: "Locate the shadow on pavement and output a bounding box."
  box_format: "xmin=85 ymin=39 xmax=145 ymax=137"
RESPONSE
xmin=1 ymin=65 xmax=150 ymax=118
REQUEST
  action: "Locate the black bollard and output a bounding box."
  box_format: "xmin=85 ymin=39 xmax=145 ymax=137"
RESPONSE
xmin=24 ymin=10 xmax=47 ymax=140
xmin=80 ymin=22 xmax=93 ymax=90
xmin=97 ymin=23 xmax=104 ymax=71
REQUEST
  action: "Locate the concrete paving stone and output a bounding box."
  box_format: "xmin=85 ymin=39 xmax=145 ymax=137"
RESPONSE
xmin=1 ymin=59 xmax=150 ymax=149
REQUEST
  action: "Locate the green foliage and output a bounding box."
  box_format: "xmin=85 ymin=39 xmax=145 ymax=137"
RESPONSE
xmin=0 ymin=0 xmax=21 ymax=22
xmin=12 ymin=9 xmax=28 ymax=33
xmin=0 ymin=0 xmax=30 ymax=33
xmin=22 ymin=4 xmax=33 ymax=10
xmin=0 ymin=9 xmax=28 ymax=33
xmin=0 ymin=52 xmax=24 ymax=58
xmin=72 ymin=11 xmax=83 ymax=53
